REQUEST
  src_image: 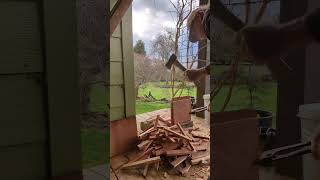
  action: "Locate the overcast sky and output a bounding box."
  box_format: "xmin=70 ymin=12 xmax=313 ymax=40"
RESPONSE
xmin=132 ymin=0 xmax=178 ymax=53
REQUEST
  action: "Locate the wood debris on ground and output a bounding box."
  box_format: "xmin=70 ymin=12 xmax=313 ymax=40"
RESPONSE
xmin=121 ymin=115 xmax=210 ymax=177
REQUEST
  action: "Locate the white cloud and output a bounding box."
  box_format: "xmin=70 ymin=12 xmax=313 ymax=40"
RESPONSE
xmin=132 ymin=0 xmax=178 ymax=53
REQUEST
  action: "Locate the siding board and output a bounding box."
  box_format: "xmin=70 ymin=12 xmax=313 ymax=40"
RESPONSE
xmin=0 ymin=143 xmax=47 ymax=180
xmin=0 ymin=2 xmax=43 ymax=74
xmin=110 ymin=62 xmax=124 ymax=85
xmin=0 ymin=74 xmax=46 ymax=146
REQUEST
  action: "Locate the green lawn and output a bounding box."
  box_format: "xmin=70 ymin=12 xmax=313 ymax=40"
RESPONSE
xmin=136 ymin=82 xmax=197 ymax=114
xmin=138 ymin=82 xmax=197 ymax=100
xmin=136 ymin=101 xmax=170 ymax=114
xmin=81 ymin=129 xmax=109 ymax=168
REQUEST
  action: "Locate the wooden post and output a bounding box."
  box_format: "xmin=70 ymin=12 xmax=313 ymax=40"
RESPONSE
xmin=110 ymin=0 xmax=133 ymax=35
xmin=196 ymin=0 xmax=208 ymax=118
xmin=276 ymin=0 xmax=308 ymax=178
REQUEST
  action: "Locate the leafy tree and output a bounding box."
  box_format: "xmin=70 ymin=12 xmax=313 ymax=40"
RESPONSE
xmin=134 ymin=40 xmax=146 ymax=55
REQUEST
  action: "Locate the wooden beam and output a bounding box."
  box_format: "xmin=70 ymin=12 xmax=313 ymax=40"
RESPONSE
xmin=275 ymin=0 xmax=308 ymax=178
xmin=110 ymin=0 xmax=133 ymax=35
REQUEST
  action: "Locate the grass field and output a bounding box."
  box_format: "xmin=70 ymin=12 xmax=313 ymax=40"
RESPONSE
xmin=138 ymin=82 xmax=197 ymax=100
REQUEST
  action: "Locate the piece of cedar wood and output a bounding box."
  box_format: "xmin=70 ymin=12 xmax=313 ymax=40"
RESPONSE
xmin=129 ymin=147 xmax=154 ymax=162
xmin=193 ymin=142 xmax=209 ymax=151
xmin=170 ymin=155 xmax=188 ymax=168
xmin=168 ymin=136 xmax=176 ymax=143
xmin=158 ymin=116 xmax=172 ymax=126
xmin=166 ymin=149 xmax=193 ymax=156
xmin=122 ymin=156 xmax=161 ymax=168
xmin=139 ymin=127 xmax=157 ymax=139
xmin=143 ymin=140 xmax=153 ymax=151
xmin=137 ymin=140 xmax=151 ymax=150
xmin=179 ymin=160 xmax=192 ymax=176
xmin=142 ymin=155 xmax=151 ymax=177
xmin=160 ymin=126 xmax=192 ymax=141
xmin=154 ymin=115 xmax=160 ymax=128
xmin=177 ymin=123 xmax=196 ymax=151
xmin=155 ymin=142 xmax=182 ymax=156
xmin=191 ymin=151 xmax=210 ymax=160
xmin=155 ymin=161 xmax=160 ymax=171
xmin=191 ymin=131 xmax=210 ymax=139
xmin=191 ymin=155 xmax=210 ymax=165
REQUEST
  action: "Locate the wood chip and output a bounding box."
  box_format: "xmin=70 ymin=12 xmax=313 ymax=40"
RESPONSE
xmin=143 ymin=163 xmax=149 ymax=177
xmin=137 ymin=140 xmax=151 ymax=150
xmin=191 ymin=155 xmax=210 ymax=165
xmin=122 ymin=156 xmax=161 ymax=168
xmin=170 ymin=155 xmax=188 ymax=168
xmin=179 ymin=160 xmax=192 ymax=176
xmin=164 ymin=172 xmax=168 ymax=178
xmin=191 ymin=151 xmax=210 ymax=160
xmin=191 ymin=131 xmax=210 ymax=139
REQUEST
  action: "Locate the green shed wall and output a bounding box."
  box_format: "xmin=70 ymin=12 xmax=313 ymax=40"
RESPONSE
xmin=110 ymin=0 xmax=135 ymax=121
xmin=0 ymin=1 xmax=81 ymax=179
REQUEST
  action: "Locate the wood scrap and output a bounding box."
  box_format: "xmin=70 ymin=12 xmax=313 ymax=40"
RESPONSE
xmin=179 ymin=161 xmax=192 ymax=176
xmin=126 ymin=113 xmax=210 ymax=177
xmin=170 ymin=155 xmax=188 ymax=168
xmin=191 ymin=155 xmax=210 ymax=165
xmin=166 ymin=149 xmax=193 ymax=156
xmin=191 ymin=151 xmax=210 ymax=160
xmin=122 ymin=156 xmax=161 ymax=168
xmin=160 ymin=126 xmax=192 ymax=141
xmin=137 ymin=140 xmax=151 ymax=150
xmin=129 ymin=147 xmax=154 ymax=163
xmin=191 ymin=131 xmax=210 ymax=139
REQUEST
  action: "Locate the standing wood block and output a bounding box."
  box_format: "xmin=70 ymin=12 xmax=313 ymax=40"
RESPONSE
xmin=171 ymin=96 xmax=192 ymax=125
xmin=110 ymin=116 xmax=138 ymax=157
xmin=213 ymin=109 xmax=259 ymax=180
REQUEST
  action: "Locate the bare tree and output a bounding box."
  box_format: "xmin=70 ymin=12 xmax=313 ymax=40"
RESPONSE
xmin=134 ymin=53 xmax=156 ymax=98
xmin=169 ymin=0 xmax=194 ymax=54
xmin=151 ymin=29 xmax=175 ymax=63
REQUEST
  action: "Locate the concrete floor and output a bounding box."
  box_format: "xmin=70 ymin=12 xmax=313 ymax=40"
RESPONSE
xmin=83 ymin=164 xmax=109 ymax=180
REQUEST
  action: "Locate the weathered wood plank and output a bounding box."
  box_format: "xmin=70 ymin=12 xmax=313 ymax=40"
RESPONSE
xmin=122 ymin=156 xmax=161 ymax=168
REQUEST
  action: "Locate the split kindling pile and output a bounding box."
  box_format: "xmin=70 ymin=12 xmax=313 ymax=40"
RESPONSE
xmin=122 ymin=115 xmax=210 ymax=177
